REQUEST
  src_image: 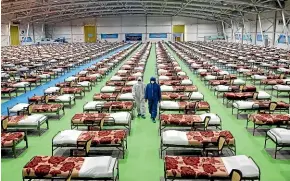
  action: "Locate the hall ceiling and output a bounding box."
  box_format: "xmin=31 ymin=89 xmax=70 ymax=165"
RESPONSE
xmin=1 ymin=0 xmax=287 ymax=24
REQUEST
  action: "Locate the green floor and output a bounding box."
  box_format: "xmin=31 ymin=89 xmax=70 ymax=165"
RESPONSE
xmin=2 ymin=43 xmax=290 ymax=181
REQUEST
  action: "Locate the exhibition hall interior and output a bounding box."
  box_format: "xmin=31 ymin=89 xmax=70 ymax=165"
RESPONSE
xmin=1 ymin=0 xmax=290 ymax=181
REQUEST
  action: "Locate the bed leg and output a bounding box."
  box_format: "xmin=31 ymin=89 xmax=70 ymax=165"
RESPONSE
xmin=25 ymin=132 xmax=28 ymax=148
xmin=264 ymin=135 xmax=268 ymax=148
xmin=38 ymin=126 xmax=41 ymax=136
xmin=122 ymin=141 xmax=125 ymax=159
xmin=13 ymin=142 xmax=16 ymax=158
xmin=274 ymin=144 xmax=278 ymax=159
xmin=253 ymin=123 xmax=256 ymax=136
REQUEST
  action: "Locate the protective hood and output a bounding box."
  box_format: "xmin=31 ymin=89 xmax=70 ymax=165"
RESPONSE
xmin=137 ymin=77 xmax=142 ymax=81
xmin=150 ymin=77 xmax=156 ymax=82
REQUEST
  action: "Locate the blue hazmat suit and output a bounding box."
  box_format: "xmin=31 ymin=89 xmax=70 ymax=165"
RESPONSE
xmin=144 ymin=77 xmax=161 ymax=119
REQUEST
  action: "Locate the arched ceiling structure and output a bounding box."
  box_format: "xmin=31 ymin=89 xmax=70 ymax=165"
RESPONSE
xmin=1 ymin=0 xmax=287 ymax=24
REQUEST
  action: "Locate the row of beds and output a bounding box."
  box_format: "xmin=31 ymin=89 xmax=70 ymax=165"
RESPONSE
xmin=152 ymin=42 xmax=261 ymax=181
xmin=1 ymin=42 xmax=123 ymax=99
xmin=168 ymin=40 xmax=290 ymax=161
xmin=13 ymin=42 xmax=146 ymax=181
xmin=1 ymin=43 xmax=142 ymax=180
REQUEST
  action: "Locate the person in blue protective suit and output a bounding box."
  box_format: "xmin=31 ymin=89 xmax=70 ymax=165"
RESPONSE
xmin=144 ymin=77 xmax=161 ymax=123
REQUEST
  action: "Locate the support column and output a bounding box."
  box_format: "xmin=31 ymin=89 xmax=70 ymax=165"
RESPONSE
xmin=41 ymin=23 xmax=44 ymax=40
xmin=222 ymin=21 xmax=227 ymax=42
xmin=26 ymin=23 xmax=30 ymax=43
xmin=254 ymin=14 xmax=258 ymax=45
xmin=272 ymin=11 xmax=277 ymax=47
xmin=281 ymin=10 xmax=289 ymax=49
xmin=231 ymin=20 xmax=234 ymax=42
xmin=145 ymin=15 xmax=148 ymax=42
xmin=32 ymin=23 xmax=35 ymax=43
xmin=70 ymin=21 xmax=73 ymax=43
xmin=171 ymin=16 xmax=173 ymax=41
xmin=8 ymin=22 xmax=11 ymax=46
xmin=242 ymin=17 xmax=247 ymax=44
xmin=258 ymin=13 xmax=264 ymax=46
xmin=241 ymin=22 xmax=244 ymax=44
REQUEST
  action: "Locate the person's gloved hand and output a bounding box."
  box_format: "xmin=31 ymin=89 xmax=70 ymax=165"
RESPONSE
xmin=145 ymin=99 xmax=147 ymax=102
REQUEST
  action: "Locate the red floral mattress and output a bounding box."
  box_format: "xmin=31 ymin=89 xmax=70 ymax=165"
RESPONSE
xmin=209 ymin=80 xmax=230 ymax=86
xmin=55 ymin=82 xmax=71 ymax=87
xmin=62 ymin=87 xmax=84 ymax=94
xmin=1 ymin=87 xmax=16 ymax=93
xmin=161 ymin=76 xmax=189 ymax=80
xmin=200 ymin=72 xmax=212 ymax=77
xmin=160 ymin=114 xmax=202 ymax=126
xmin=224 ymin=92 xmax=254 ymax=100
xmin=1 ymin=132 xmax=25 ymax=147
xmin=72 ymin=113 xmax=106 ymax=124
xmin=93 ymin=93 xmax=118 ymax=101
xmin=172 ymin=86 xmax=198 ymax=92
xmin=159 ymin=72 xmax=176 ymax=76
xmin=178 ymin=101 xmax=210 ymax=111
xmin=165 ymin=156 xmax=228 ymax=178
xmin=267 ymin=75 xmax=282 ymax=79
xmin=254 ymin=101 xmax=289 ymax=109
xmin=75 ymin=130 xmax=126 ymax=145
xmin=1 ymin=115 xmax=27 ymax=126
xmin=23 ymin=156 xmax=85 ymax=178
xmin=159 ymin=80 xmax=181 ymax=86
xmin=121 ymin=86 xmax=132 ymax=93
xmin=186 ymin=131 xmax=234 ymax=146
xmin=162 ymin=92 xmax=189 ymax=100
xmin=21 ymin=78 xmax=40 ymax=83
xmin=229 ymin=85 xmax=256 ymax=92
xmin=261 ymin=79 xmax=284 ymax=85
xmin=29 ymin=95 xmax=45 ymax=103
xmin=31 ymin=104 xmax=63 ymax=113
xmin=103 ymin=101 xmax=133 ymax=110
xmin=248 ymin=113 xmax=290 ymax=125
xmin=79 ymin=77 xmax=97 ymax=82
xmin=106 ymin=81 xmax=125 ymax=86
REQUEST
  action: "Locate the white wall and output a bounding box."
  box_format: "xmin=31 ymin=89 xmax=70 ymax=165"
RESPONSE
xmin=1 ymin=24 xmax=9 ymax=46
xmin=1 ymin=23 xmax=45 ymax=46
xmin=47 ymin=15 xmax=218 ymax=43
xmin=19 ymin=23 xmax=45 ymax=43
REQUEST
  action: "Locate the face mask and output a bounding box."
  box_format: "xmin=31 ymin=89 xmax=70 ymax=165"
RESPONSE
xmin=151 ymin=81 xmax=155 ymax=84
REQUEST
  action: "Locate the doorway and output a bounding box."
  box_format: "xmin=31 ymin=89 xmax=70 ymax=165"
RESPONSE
xmin=84 ymin=25 xmax=96 ymax=43
xmin=10 ymin=25 xmax=20 ymax=45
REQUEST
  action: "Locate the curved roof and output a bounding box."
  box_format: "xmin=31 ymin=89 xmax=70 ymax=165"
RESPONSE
xmin=1 ymin=0 xmax=283 ymax=24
